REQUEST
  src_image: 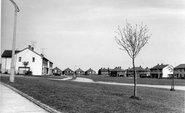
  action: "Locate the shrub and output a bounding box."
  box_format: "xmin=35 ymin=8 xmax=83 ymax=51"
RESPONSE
xmin=25 ymin=70 xmax=32 ymax=76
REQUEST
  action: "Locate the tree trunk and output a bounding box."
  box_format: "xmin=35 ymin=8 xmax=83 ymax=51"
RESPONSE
xmin=133 ymin=58 xmax=137 ymax=97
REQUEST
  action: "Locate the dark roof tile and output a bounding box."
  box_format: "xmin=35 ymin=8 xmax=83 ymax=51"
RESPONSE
xmin=75 ymin=68 xmax=84 ymax=72
xmin=174 ymin=64 xmax=185 ymax=69
xmin=150 ymin=64 xmax=168 ymax=70
xmin=1 ymin=50 xmax=20 ymax=58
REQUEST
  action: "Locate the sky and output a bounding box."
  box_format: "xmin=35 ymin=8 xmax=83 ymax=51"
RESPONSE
xmin=1 ymin=0 xmax=185 ymax=71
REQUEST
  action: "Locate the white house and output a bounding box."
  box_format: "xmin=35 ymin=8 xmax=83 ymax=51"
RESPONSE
xmin=150 ymin=64 xmax=173 ymax=78
xmin=1 ymin=45 xmax=53 ymax=75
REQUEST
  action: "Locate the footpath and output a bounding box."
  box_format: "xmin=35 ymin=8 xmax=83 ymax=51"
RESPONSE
xmin=72 ymin=77 xmax=185 ymax=91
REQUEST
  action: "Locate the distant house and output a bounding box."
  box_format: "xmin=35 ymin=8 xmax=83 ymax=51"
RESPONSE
xmin=110 ymin=67 xmax=125 ymax=77
xmin=75 ymin=68 xmax=85 ymax=75
xmin=52 ymin=67 xmax=62 ymax=76
xmin=150 ymin=64 xmax=173 ymax=78
xmin=85 ymin=68 xmax=96 ymax=75
xmin=63 ymin=68 xmax=74 ymax=75
xmin=126 ymin=66 xmax=149 ymax=78
xmin=174 ymin=64 xmax=185 ymax=79
xmin=98 ymin=68 xmax=109 ymax=75
xmin=1 ymin=45 xmax=53 ymax=75
xmin=142 ymin=67 xmax=150 ymax=78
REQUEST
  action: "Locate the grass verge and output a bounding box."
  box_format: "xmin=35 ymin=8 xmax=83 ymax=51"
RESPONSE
xmin=1 ymin=75 xmax=184 ymax=113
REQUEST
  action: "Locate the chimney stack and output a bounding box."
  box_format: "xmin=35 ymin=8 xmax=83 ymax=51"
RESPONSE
xmin=28 ymin=45 xmax=31 ymax=49
xmin=31 ymin=47 xmax=34 ymax=51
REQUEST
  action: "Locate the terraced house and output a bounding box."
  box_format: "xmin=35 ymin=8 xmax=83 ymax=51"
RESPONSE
xmin=109 ymin=67 xmax=125 ymax=77
xmin=174 ymin=64 xmax=185 ymax=79
xmin=150 ymin=64 xmax=173 ymax=78
xmin=126 ymin=66 xmax=150 ymax=78
xmin=98 ymin=68 xmax=109 ymax=75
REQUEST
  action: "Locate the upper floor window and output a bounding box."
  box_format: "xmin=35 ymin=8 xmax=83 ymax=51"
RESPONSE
xmin=19 ymin=57 xmax=21 ymax=62
xmin=32 ymin=57 xmax=35 ymax=62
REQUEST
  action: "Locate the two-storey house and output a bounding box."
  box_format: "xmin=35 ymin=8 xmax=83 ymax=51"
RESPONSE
xmin=174 ymin=64 xmax=185 ymax=79
xmin=1 ymin=45 xmax=53 ymax=75
xmin=150 ymin=64 xmax=173 ymax=78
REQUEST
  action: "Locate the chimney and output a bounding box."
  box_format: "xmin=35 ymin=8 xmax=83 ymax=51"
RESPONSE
xmin=28 ymin=45 xmax=31 ymax=49
xmin=31 ymin=47 xmax=34 ymax=51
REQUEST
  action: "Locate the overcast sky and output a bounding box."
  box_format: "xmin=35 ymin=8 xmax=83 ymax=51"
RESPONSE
xmin=1 ymin=0 xmax=185 ymax=71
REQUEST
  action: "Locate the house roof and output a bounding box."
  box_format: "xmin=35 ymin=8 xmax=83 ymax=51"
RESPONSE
xmin=174 ymin=64 xmax=185 ymax=69
xmin=20 ymin=47 xmax=53 ymax=64
xmin=63 ymin=68 xmax=73 ymax=72
xmin=99 ymin=68 xmax=109 ymax=72
xmin=53 ymin=67 xmax=62 ymax=71
xmin=86 ymin=68 xmax=95 ymax=72
xmin=150 ymin=64 xmax=168 ymax=70
xmin=127 ymin=66 xmax=144 ymax=71
xmin=2 ymin=45 xmax=53 ymax=64
xmin=111 ymin=67 xmax=124 ymax=72
xmin=1 ymin=50 xmax=20 ymax=58
xmin=75 ymin=68 xmax=84 ymax=72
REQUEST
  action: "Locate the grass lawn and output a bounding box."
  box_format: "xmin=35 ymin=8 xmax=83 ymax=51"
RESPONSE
xmin=79 ymin=75 xmax=185 ymax=86
xmin=1 ymin=75 xmax=185 ymax=113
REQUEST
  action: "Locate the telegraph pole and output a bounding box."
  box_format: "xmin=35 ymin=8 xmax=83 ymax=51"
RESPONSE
xmin=10 ymin=0 xmax=20 ymax=82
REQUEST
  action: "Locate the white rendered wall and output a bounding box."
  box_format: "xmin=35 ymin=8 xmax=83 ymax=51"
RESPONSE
xmin=162 ymin=65 xmax=173 ymax=78
xmin=15 ymin=49 xmax=43 ymax=75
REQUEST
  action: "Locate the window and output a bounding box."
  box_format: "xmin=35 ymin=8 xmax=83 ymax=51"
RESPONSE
xmin=32 ymin=57 xmax=35 ymax=62
xmin=19 ymin=57 xmax=21 ymax=62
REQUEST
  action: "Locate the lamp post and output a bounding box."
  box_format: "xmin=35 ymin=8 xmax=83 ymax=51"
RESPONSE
xmin=73 ymin=65 xmax=77 ymax=79
xmin=9 ymin=0 xmax=20 ymax=82
xmin=170 ymin=69 xmax=175 ymax=91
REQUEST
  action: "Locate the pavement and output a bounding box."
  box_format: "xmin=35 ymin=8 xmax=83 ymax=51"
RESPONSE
xmin=0 ymin=83 xmax=57 ymax=113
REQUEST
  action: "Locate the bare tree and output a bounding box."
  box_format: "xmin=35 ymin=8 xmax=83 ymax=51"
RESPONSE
xmin=115 ymin=21 xmax=151 ymax=99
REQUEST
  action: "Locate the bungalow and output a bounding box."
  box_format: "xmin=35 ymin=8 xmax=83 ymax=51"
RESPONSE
xmin=174 ymin=64 xmax=185 ymax=79
xmin=75 ymin=68 xmax=85 ymax=75
xmin=1 ymin=45 xmax=53 ymax=75
xmin=52 ymin=67 xmax=62 ymax=76
xmin=150 ymin=64 xmax=173 ymax=78
xmin=85 ymin=68 xmax=96 ymax=75
xmin=63 ymin=68 xmax=74 ymax=75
